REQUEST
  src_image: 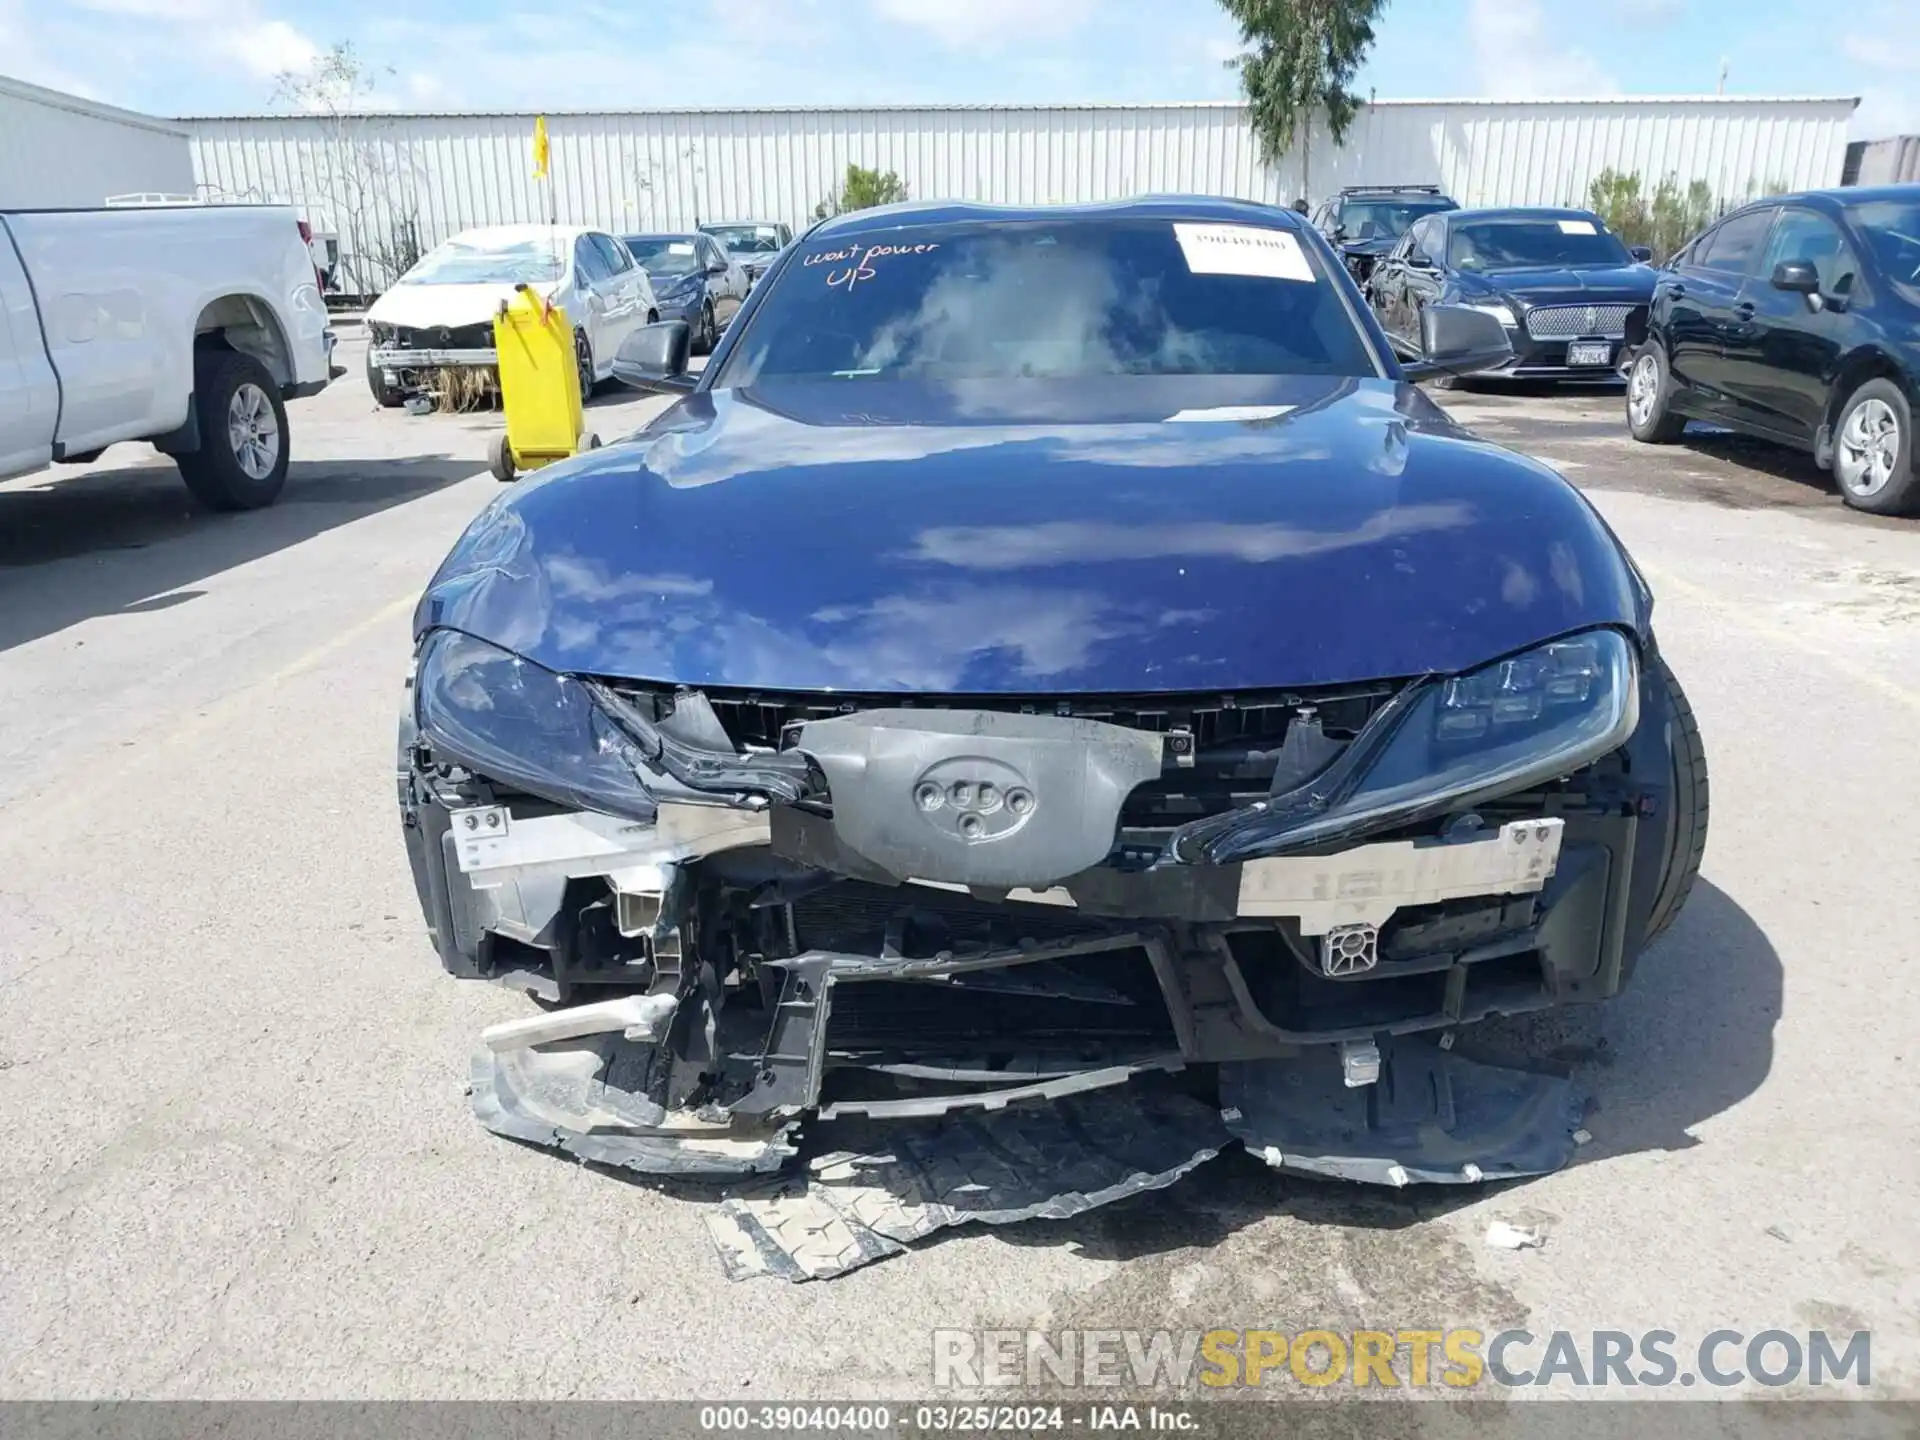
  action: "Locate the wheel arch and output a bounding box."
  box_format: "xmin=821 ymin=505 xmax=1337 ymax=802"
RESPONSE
xmin=1818 ymin=345 xmax=1914 ymax=468
xmin=193 ymin=292 xmax=295 ymax=389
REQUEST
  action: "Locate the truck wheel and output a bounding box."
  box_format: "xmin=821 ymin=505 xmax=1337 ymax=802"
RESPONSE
xmin=367 ymin=355 xmax=404 ymax=408
xmin=1644 ymin=655 xmax=1709 ymax=944
xmin=176 ymin=351 xmax=290 ymax=511
xmin=1626 ymin=345 xmax=1687 ymax=443
xmin=1831 ymin=378 xmax=1918 ymax=515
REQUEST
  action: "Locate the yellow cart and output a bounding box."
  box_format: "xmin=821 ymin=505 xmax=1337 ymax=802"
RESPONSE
xmin=486 ymin=283 xmax=599 ymax=482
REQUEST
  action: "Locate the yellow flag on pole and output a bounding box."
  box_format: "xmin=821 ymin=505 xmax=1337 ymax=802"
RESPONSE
xmin=532 ymin=116 xmax=550 ymax=180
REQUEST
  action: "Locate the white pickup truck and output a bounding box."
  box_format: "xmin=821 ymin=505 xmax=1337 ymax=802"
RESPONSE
xmin=1 ymin=204 xmax=333 ymax=510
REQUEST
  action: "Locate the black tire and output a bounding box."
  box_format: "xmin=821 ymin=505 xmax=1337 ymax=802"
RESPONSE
xmin=574 ymin=329 xmax=595 ymax=400
xmin=366 ymin=354 xmax=404 ymax=408
xmin=175 ymin=350 xmax=290 ymax=511
xmin=1645 ymin=655 xmax=1709 ymax=944
xmin=1626 ymin=344 xmax=1687 ymax=443
xmin=1829 ymin=377 xmax=1919 ymax=516
xmin=487 ymin=431 xmax=516 ymax=483
xmin=694 ymin=300 xmax=716 ymax=355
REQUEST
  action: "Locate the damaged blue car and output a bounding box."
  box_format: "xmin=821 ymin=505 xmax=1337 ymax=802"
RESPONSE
xmin=397 ymin=198 xmax=1708 ymax=1279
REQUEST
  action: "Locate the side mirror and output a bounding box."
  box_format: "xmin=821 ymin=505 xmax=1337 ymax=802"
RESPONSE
xmin=1407 ymin=252 xmax=1436 ymax=270
xmin=707 ymin=260 xmax=729 ymax=275
xmin=1402 ymin=304 xmax=1514 ymax=382
xmin=1332 ymin=224 xmax=1348 ymax=241
xmin=1771 ymin=259 xmax=1820 ymax=294
xmin=1630 ymin=245 xmax=1654 ymax=262
xmin=612 ymin=320 xmax=695 ymax=394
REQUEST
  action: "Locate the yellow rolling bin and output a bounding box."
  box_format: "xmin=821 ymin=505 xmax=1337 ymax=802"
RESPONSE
xmin=487 ymin=282 xmax=600 ymax=482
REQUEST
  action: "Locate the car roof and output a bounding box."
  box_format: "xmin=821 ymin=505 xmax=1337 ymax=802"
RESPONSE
xmin=807 ymin=196 xmax=1310 ymax=240
xmin=1439 ymin=206 xmax=1605 ymax=225
xmin=1731 ymin=184 xmax=1920 ymax=210
xmin=700 ymin=219 xmax=786 ymax=228
xmin=623 ymin=231 xmax=704 ymax=242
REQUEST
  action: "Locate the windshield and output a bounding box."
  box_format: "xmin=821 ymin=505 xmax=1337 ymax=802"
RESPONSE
xmin=705 ymin=224 xmax=784 ymax=253
xmin=402 ymin=238 xmax=567 ymax=285
xmin=1337 ymin=198 xmax=1452 ymax=242
xmin=717 ymin=218 xmax=1376 ymax=386
xmin=1848 ymin=200 xmax=1920 ymax=285
xmin=1448 ymin=217 xmax=1632 ymax=270
xmin=624 ymin=237 xmax=704 ymax=276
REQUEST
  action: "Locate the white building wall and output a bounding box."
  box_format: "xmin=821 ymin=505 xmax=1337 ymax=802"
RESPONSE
xmin=182 ymin=96 xmax=1857 ymax=290
xmin=1 ymin=74 xmax=195 ymax=208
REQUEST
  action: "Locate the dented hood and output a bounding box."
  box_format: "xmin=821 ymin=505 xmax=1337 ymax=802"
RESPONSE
xmin=416 ymin=375 xmax=1647 ymax=693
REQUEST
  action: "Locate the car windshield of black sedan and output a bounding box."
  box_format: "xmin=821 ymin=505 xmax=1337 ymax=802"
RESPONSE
xmin=1338 ymin=198 xmax=1452 ymax=241
xmin=624 ymin=237 xmax=703 ymax=276
xmin=718 ymin=219 xmax=1376 ymax=383
xmin=1849 ymin=200 xmax=1920 ymax=285
xmin=1448 ymin=218 xmax=1632 ymax=270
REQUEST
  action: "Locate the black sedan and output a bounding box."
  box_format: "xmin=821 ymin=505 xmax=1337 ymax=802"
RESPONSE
xmin=1369 ymin=206 xmax=1658 ymax=381
xmin=620 ymin=233 xmax=749 ymax=353
xmin=1626 ymin=184 xmax=1920 ymax=516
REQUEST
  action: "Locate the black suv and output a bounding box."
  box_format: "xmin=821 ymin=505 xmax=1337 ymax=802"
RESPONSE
xmin=1627 ymin=184 xmax=1920 ymax=516
xmin=1310 ymin=184 xmax=1459 ymax=283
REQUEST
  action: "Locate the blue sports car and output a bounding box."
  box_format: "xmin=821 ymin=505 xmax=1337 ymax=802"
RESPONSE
xmin=398 ymin=198 xmax=1707 ymax=1262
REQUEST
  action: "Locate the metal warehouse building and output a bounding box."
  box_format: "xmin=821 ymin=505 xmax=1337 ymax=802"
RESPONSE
xmin=1 ymin=73 xmax=195 ymax=207
xmin=181 ymin=95 xmax=1858 ymax=291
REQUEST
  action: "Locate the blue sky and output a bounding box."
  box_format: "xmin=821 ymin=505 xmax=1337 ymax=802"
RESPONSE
xmin=4 ymin=0 xmax=1913 ymax=138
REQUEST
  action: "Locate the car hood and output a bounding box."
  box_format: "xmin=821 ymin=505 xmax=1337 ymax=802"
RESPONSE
xmin=1457 ymin=264 xmax=1657 ymax=304
xmin=416 ymin=375 xmax=1646 ymax=693
xmin=368 ymin=280 xmax=563 ymax=330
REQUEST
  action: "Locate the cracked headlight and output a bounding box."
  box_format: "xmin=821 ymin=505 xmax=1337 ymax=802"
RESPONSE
xmin=413 ymin=630 xmax=657 ymax=820
xmin=1185 ymin=629 xmax=1639 ymax=862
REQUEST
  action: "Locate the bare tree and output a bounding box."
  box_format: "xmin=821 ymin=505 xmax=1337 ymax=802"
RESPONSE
xmin=274 ymin=43 xmax=427 ymax=300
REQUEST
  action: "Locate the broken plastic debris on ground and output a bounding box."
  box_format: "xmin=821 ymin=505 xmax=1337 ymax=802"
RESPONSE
xmin=470 ymin=1030 xmax=1587 ymax=1282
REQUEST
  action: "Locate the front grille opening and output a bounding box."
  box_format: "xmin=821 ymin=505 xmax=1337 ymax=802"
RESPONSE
xmin=618 ymin=681 xmax=1403 ymax=824
xmin=822 ymin=944 xmax=1177 ymax=1057
xmin=792 ymin=879 xmax=1106 ymax=956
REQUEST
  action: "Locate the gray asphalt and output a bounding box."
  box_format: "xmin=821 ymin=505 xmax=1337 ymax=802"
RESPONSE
xmin=2 ymin=336 xmax=1917 ymax=1402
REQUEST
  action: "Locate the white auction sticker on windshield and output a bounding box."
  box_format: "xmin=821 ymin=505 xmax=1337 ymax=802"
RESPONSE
xmin=1173 ymin=223 xmax=1314 ymax=282
xmin=1557 ymin=219 xmax=1598 ymax=235
xmin=668 ymin=242 xmax=695 ymax=253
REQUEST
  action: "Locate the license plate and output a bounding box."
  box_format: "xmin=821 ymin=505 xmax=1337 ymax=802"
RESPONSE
xmin=1568 ymin=341 xmax=1612 ymax=367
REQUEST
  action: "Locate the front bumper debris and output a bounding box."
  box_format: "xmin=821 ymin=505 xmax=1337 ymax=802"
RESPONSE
xmin=401 ymin=669 xmax=1675 ymax=1279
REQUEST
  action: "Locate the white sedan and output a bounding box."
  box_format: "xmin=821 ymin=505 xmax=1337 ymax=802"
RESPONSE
xmin=364 ymin=225 xmax=659 ymax=406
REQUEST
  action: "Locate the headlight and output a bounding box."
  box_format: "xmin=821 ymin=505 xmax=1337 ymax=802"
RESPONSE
xmin=1181 ymin=629 xmax=1640 ymax=863
xmin=414 ymin=630 xmax=658 ymax=820
xmin=1466 ymin=302 xmax=1518 ymax=328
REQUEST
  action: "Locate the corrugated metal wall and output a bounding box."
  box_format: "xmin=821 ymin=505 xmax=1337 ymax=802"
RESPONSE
xmin=1 ymin=74 xmax=195 ymax=208
xmin=1850 ymin=135 xmax=1920 ymax=185
xmin=184 ymin=97 xmax=1856 ymax=291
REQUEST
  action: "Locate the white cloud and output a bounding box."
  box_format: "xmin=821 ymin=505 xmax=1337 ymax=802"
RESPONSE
xmin=1840 ymin=5 xmax=1920 ymax=139
xmin=871 ymin=0 xmax=1097 ymax=49
xmin=1467 ymin=0 xmax=1619 ymax=99
xmin=215 ymin=18 xmax=321 ymax=80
